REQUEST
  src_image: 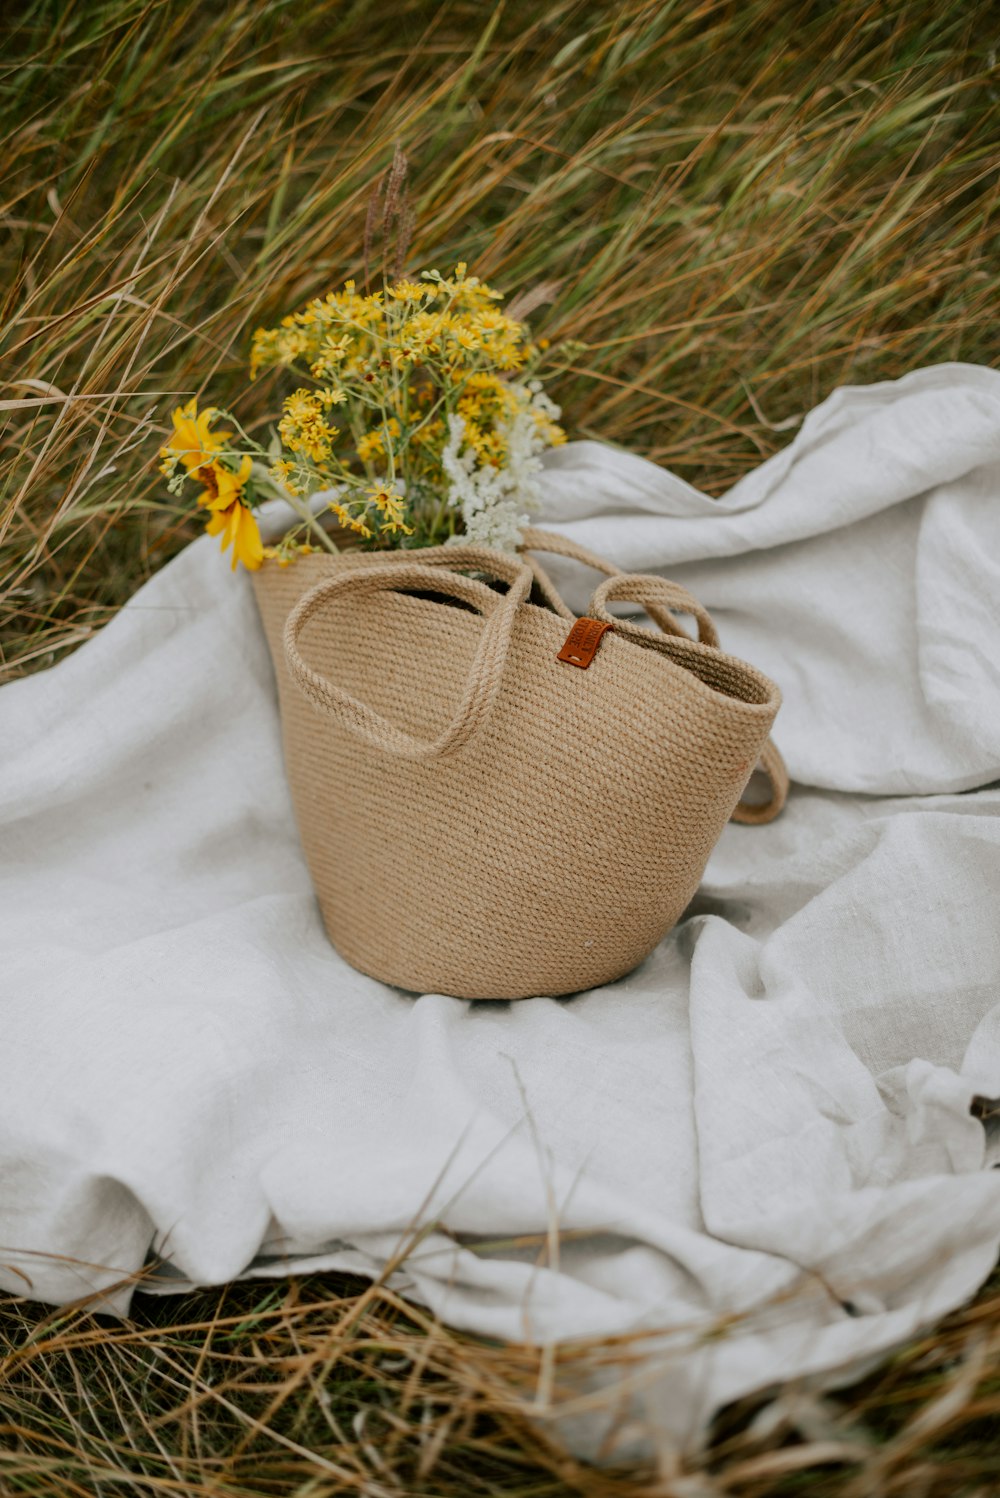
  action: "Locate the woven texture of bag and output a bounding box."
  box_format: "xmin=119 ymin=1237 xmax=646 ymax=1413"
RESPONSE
xmin=252 ymin=529 xmax=786 ymax=999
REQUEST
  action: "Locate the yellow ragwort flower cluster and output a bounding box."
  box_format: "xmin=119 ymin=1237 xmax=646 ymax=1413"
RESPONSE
xmin=277 ymin=389 xmax=340 ymax=465
xmin=158 ymin=264 xmax=567 ymax=567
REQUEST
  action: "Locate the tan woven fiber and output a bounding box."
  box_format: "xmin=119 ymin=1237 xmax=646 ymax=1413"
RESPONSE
xmin=252 ymin=529 xmax=786 ymax=999
xmin=518 ymin=529 xmax=788 ymax=824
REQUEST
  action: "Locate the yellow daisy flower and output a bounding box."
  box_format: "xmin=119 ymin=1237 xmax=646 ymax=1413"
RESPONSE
xmin=367 ymin=483 xmax=412 ymax=535
xmin=205 ymin=497 xmax=264 ymax=571
xmin=388 ymin=279 xmax=429 ymax=302
xmin=196 ymin=456 xmax=262 ymax=571
xmin=161 ymin=398 xmax=230 ymax=472
xmin=197 ymin=455 xmax=253 ymax=510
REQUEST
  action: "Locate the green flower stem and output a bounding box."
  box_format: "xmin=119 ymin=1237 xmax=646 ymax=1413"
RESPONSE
xmin=248 ymin=463 xmax=340 ymax=554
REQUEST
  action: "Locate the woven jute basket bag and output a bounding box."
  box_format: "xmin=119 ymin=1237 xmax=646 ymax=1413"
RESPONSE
xmin=252 ymin=527 xmax=787 ymax=999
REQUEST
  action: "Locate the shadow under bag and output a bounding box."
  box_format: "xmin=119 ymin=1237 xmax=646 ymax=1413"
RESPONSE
xmin=253 ymin=528 xmax=787 ymax=999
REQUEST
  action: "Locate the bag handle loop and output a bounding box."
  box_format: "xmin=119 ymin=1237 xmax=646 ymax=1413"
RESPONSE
xmin=283 ymin=551 xmax=534 ymax=762
xmin=281 ymin=525 xmax=788 ymax=819
xmin=588 ymin=572 xmax=720 ymax=647
xmin=520 ymin=527 xmax=694 ymax=638
xmin=731 ymin=738 xmax=788 ymax=825
xmin=519 ymin=528 xmax=788 ymax=823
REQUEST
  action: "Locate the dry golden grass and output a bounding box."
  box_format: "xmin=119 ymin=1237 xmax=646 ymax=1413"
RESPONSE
xmin=3 ymin=0 xmax=997 ymax=681
xmin=2 ymin=0 xmax=999 ymax=1490
xmin=5 ymin=1259 xmax=1000 ymax=1495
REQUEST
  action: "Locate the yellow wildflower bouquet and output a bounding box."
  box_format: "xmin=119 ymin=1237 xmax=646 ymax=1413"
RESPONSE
xmin=158 ymin=264 xmax=568 ymax=572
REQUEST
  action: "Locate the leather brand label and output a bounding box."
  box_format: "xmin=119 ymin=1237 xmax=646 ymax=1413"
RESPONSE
xmin=556 ymin=617 xmax=614 ymax=669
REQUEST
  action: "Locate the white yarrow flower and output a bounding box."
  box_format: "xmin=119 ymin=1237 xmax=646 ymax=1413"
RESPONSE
xmin=443 ymin=384 xmax=561 ymax=553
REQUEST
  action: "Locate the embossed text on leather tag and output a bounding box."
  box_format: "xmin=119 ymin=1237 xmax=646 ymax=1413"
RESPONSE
xmin=556 ymin=617 xmax=614 ymax=668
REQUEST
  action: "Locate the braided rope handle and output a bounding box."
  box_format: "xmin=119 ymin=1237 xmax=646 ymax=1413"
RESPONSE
xmin=520 ymin=527 xmax=705 ymax=639
xmin=281 ymin=526 xmax=788 ymax=820
xmin=589 ymin=571 xmax=720 ymax=648
xmin=731 ymin=739 xmax=788 ymax=825
xmin=519 ymin=528 xmax=788 ymax=824
xmin=283 ymin=550 xmax=534 ymax=762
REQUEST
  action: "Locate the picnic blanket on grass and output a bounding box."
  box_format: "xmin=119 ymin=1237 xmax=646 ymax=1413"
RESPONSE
xmin=3 ymin=362 xmax=1000 ymax=1457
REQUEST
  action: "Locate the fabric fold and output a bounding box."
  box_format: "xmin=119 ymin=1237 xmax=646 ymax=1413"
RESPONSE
xmin=3 ymin=361 xmax=1000 ymax=1454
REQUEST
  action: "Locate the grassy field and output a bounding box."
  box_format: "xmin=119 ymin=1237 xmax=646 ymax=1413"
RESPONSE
xmin=2 ymin=0 xmax=999 ymax=1490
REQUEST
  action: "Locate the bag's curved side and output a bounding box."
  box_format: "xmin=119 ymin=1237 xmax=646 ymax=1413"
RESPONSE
xmin=252 ymin=533 xmax=785 ymax=998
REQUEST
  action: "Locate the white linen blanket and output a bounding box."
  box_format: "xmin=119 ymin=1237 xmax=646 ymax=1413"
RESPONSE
xmin=3 ymin=363 xmax=1000 ymax=1455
